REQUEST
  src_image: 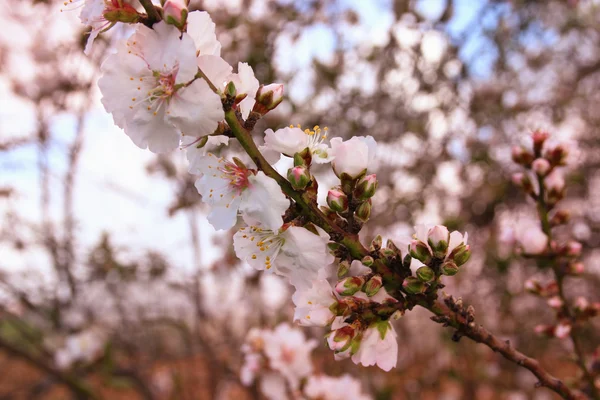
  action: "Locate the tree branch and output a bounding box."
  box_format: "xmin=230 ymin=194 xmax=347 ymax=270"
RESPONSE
xmin=425 ymin=298 xmax=585 ymax=400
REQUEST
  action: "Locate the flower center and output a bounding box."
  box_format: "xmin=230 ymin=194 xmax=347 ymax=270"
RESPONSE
xmin=218 ymin=160 xmax=251 ymax=192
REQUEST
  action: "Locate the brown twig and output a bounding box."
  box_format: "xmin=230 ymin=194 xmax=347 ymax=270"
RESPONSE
xmin=426 ymin=298 xmax=585 ymax=400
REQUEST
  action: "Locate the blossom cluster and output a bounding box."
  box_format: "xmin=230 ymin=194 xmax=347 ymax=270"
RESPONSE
xmin=240 ymin=323 xmax=371 ymax=400
xmin=73 ymin=1 xmax=473 ymax=374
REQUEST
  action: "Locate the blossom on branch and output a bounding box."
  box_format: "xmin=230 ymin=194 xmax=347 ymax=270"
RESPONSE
xmin=292 ymin=279 xmax=338 ymax=326
xmin=330 ymin=136 xmax=377 ymax=179
xmin=98 ymin=21 xmax=223 ymax=152
xmin=234 ymin=225 xmax=333 ymax=289
xmin=304 ymin=374 xmax=372 ymax=400
xmin=264 ymin=125 xmax=334 ymax=164
xmin=193 ymin=153 xmax=288 ymax=230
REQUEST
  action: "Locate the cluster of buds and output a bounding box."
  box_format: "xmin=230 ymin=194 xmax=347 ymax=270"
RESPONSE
xmin=406 ymin=225 xmax=471 ymax=291
xmin=511 ymin=130 xmax=568 ymax=205
xmin=324 ymin=173 xmax=378 ymax=231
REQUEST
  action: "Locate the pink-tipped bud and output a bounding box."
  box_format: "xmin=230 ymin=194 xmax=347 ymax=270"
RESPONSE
xmin=449 ymin=244 xmax=471 ymax=267
xmin=532 ymin=158 xmax=551 ymax=177
xmin=574 ymin=297 xmax=590 ymax=313
xmin=568 ymin=262 xmax=584 ymax=275
xmin=103 ymin=0 xmax=140 ymax=23
xmin=532 ymin=130 xmax=550 ymax=153
xmin=544 ymin=170 xmax=565 ymax=193
xmin=511 ymin=146 xmax=534 ymax=167
xmin=524 ymin=279 xmax=542 ymax=294
xmin=253 ymin=84 xmax=284 ymax=115
xmin=565 ymin=241 xmax=582 ymax=257
xmin=335 ymin=276 xmax=365 ymax=296
xmin=547 ymin=296 xmax=563 ymax=310
xmin=554 ymin=322 xmax=572 ymax=339
xmin=326 ymin=326 xmax=355 ymax=352
xmin=409 ymin=240 xmax=432 ymax=264
xmin=354 ymin=174 xmax=378 ymax=200
xmin=534 ymin=324 xmax=554 ymax=337
xmin=327 ymin=189 xmax=349 ymax=213
xmin=163 ymin=0 xmax=188 ymax=28
xmin=543 ymin=143 xmax=569 ymax=167
xmin=512 ymin=172 xmax=534 ymax=194
xmin=440 ymin=261 xmax=459 ymax=276
xmin=287 ymin=166 xmax=311 ymax=190
xmin=427 ymin=225 xmax=450 ymax=259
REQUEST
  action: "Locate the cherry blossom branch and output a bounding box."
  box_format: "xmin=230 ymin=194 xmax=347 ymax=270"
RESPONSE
xmin=535 ymin=173 xmax=599 ymax=400
xmin=223 ymin=108 xmax=368 ymax=260
xmin=426 ymin=295 xmax=585 ymax=400
xmin=223 ymin=108 xmax=586 ymax=400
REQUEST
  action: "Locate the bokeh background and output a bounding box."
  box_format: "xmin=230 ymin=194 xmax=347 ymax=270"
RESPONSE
xmin=1 ymin=0 xmax=599 ymax=398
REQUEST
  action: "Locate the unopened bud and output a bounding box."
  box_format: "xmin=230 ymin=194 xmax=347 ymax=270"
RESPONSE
xmin=370 ymin=235 xmax=382 ymax=251
xmin=354 ymin=200 xmax=371 ymax=223
xmin=402 ymin=276 xmax=426 ymax=294
xmin=386 ymin=239 xmax=401 ymax=256
xmin=103 ymin=1 xmax=140 ymax=23
xmin=361 ymin=256 xmax=374 ymax=267
xmin=534 ymin=324 xmax=554 ymax=337
xmin=568 ymin=262 xmax=584 ymax=275
xmin=532 ymin=158 xmax=551 ymax=177
xmin=337 ymin=260 xmax=350 ymax=278
xmin=335 ymin=276 xmax=365 ymax=296
xmin=524 ymin=279 xmax=542 ymax=295
xmin=511 ymin=146 xmax=534 ymax=167
xmin=574 ymin=297 xmax=589 ymax=313
xmin=532 ymin=130 xmax=550 ymax=154
xmin=554 ymin=323 xmax=572 ymax=339
xmin=287 ymin=166 xmax=311 ymax=190
xmin=427 ymin=225 xmax=449 ymax=259
xmin=543 ymin=143 xmax=569 ymax=167
xmin=449 ymin=244 xmax=471 ymax=267
xmin=326 ymin=326 xmax=355 ymax=352
xmin=416 ymin=266 xmax=435 ymax=283
xmin=512 ymin=172 xmax=534 ymax=193
xmin=547 ymin=296 xmax=563 ymax=310
xmin=440 ymin=261 xmax=460 ymax=276
xmin=550 ymin=209 xmax=570 ymax=226
xmin=564 ymin=241 xmax=582 ymax=257
xmin=225 ymin=80 xmax=237 ymax=98
xmin=163 ymin=0 xmax=188 ymax=29
xmin=253 ymin=83 xmax=284 ymax=115
xmin=364 ymin=275 xmax=383 ymax=297
xmin=354 ymin=174 xmax=377 ymax=200
xmin=409 ymin=240 xmax=432 ymax=264
xmin=327 ymin=189 xmax=348 ymax=213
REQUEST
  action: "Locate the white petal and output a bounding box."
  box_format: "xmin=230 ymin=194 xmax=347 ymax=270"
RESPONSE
xmin=264 ymin=127 xmax=308 ymax=157
xmin=240 ymin=172 xmax=288 ymax=231
xmin=186 ymin=11 xmax=221 ymax=56
xmin=198 ymin=55 xmax=232 ymax=90
xmin=128 ymin=106 xmax=180 ymax=153
xmin=167 ymin=79 xmax=223 ymax=136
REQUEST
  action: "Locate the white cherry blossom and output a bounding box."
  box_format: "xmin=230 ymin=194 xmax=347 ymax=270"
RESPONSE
xmin=98 ymin=21 xmax=223 ymax=153
xmin=330 ymin=136 xmax=377 ymax=178
xmin=233 ymin=225 xmax=333 ymax=289
xmin=351 ymin=322 xmax=398 ymax=371
xmin=194 ymin=153 xmax=288 ymax=230
xmin=292 ymin=279 xmax=338 ymax=326
xmin=264 ymin=125 xmax=334 ymax=163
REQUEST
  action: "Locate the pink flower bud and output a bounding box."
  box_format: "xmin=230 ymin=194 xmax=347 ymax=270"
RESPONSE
xmin=554 ymin=323 xmax=572 ymax=339
xmin=253 ymin=84 xmax=284 ymax=115
xmin=568 ymin=262 xmax=584 ymax=275
xmin=354 ymin=200 xmax=371 ymax=223
xmin=550 ymin=209 xmax=570 ymax=226
xmin=330 ymin=136 xmax=376 ymax=179
xmin=409 ymin=239 xmax=432 ymax=264
xmin=163 ymin=0 xmax=188 ymax=28
xmin=364 ymin=275 xmax=383 ymax=297
xmin=574 ymin=297 xmax=589 ymax=312
xmin=402 ymin=276 xmax=426 ymax=294
xmin=327 ymin=189 xmax=349 ymax=213
xmin=354 ymin=174 xmax=378 ymax=200
xmin=532 ymin=130 xmax=550 ymax=148
xmin=427 ymin=225 xmax=449 ymax=258
xmin=511 ymin=146 xmax=534 ymax=166
xmin=416 ymin=266 xmax=435 ymax=282
xmin=518 ymin=226 xmax=548 ymax=255
xmin=543 ymin=142 xmax=569 ymax=166
xmin=532 ymin=158 xmax=551 ymax=176
xmin=335 ymin=276 xmax=365 ymax=296
xmin=287 ymin=166 xmax=311 ymax=190
xmin=326 ymin=326 xmax=355 ymax=352
xmin=565 ymin=241 xmax=582 ymax=257
xmin=547 ymin=296 xmax=563 ymax=309
xmin=524 ymin=279 xmax=541 ymax=294
xmin=534 ymin=324 xmax=554 ymax=337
